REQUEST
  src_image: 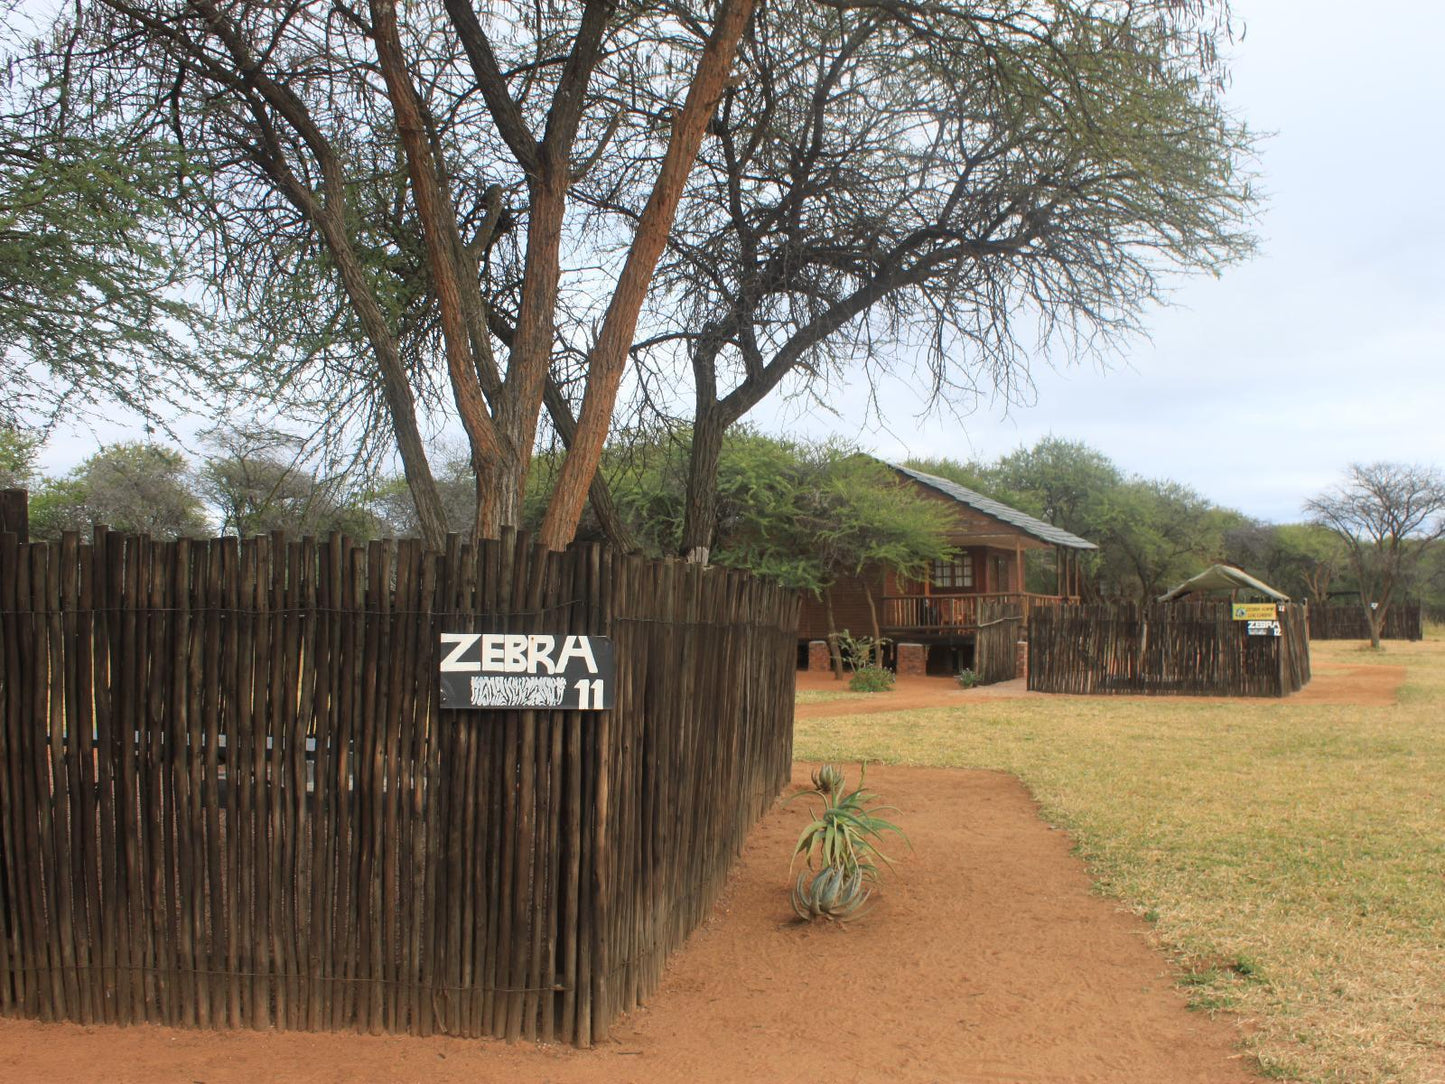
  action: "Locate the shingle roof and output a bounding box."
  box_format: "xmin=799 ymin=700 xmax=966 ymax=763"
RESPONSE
xmin=890 ymin=464 xmax=1098 ymax=551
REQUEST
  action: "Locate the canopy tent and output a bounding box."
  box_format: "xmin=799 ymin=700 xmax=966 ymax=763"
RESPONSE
xmin=1157 ymin=564 xmax=1290 ymax=603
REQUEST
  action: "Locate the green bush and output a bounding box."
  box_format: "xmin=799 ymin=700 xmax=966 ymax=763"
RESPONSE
xmin=956 ymin=668 xmax=978 ymax=689
xmin=848 ymin=666 xmax=895 ymax=693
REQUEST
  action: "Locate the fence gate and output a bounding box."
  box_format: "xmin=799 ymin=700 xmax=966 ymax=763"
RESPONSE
xmin=973 ymin=599 xmax=1024 ymax=685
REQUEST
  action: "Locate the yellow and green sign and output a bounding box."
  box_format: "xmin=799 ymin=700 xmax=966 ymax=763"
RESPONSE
xmin=1232 ymin=603 xmax=1278 ymax=621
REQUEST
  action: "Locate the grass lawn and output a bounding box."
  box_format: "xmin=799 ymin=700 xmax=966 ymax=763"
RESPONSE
xmin=794 ymin=634 xmax=1445 ymax=1084
xmin=794 ymin=688 xmax=873 ymax=705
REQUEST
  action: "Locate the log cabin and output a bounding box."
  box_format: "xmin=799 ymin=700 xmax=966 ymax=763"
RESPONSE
xmin=798 ymin=464 xmax=1097 ymax=673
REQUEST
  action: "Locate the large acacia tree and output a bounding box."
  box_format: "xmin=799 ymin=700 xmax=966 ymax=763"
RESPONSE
xmin=622 ymin=0 xmax=1255 ymax=560
xmin=47 ymin=0 xmax=754 ymax=549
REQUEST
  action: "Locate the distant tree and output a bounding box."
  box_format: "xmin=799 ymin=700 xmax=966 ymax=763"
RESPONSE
xmin=1092 ymin=479 xmax=1242 ymax=601
xmin=1222 ymin=521 xmax=1346 ymax=601
xmin=0 ymin=426 xmax=40 ymax=489
xmin=1414 ymin=545 xmax=1445 ymax=624
xmin=1305 ymin=463 xmax=1445 ymax=648
xmin=198 ymin=426 xmax=379 ymax=539
xmin=369 ymin=453 xmax=478 ymax=541
xmin=989 ymin=440 xmax=1125 ymax=540
xmin=30 ymin=443 xmax=207 ymax=539
xmin=902 ymin=457 xmax=1007 ymax=502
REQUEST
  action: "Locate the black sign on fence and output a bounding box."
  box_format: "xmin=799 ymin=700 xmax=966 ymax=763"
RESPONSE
xmin=439 ymin=632 xmax=615 ymax=710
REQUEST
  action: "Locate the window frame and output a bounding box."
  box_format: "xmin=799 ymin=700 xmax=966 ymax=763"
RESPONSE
xmin=929 ymin=553 xmax=974 ymax=589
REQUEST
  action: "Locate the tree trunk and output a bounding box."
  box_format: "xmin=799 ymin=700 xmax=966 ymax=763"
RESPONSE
xmin=495 ymin=174 xmax=569 ymax=510
xmin=373 ymin=0 xmax=513 ymax=546
xmin=542 ymin=378 xmax=635 ymax=551
xmin=823 ymin=588 xmax=844 ymax=681
xmin=680 ymin=406 xmax=727 ymax=563
xmin=863 ymin=586 xmax=883 ymax=667
xmin=537 ymin=0 xmax=757 ymax=551
xmin=1365 ymin=599 xmax=1385 ymax=650
xmin=474 ymin=449 xmax=526 ymax=541
xmin=312 ymin=207 xmax=449 ymax=550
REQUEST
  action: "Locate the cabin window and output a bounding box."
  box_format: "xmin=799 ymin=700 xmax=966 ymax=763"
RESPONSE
xmin=930 ymin=554 xmax=973 ymax=589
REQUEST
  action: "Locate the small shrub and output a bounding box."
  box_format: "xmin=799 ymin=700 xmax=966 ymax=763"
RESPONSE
xmin=848 ymin=666 xmax=895 ymax=693
xmin=833 ymin=629 xmax=891 ymax=671
xmin=955 ymin=668 xmax=979 ymax=689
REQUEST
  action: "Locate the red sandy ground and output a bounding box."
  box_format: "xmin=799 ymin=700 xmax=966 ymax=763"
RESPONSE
xmin=796 ymin=654 xmax=1405 ymax=718
xmin=0 ymin=762 xmax=1265 ymax=1084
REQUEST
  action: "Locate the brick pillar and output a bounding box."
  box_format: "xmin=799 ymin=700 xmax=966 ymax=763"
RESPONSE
xmin=807 ymin=640 xmax=832 ymax=672
xmin=1015 ymin=639 xmax=1029 ymax=684
xmin=896 ymin=643 xmax=927 ymax=677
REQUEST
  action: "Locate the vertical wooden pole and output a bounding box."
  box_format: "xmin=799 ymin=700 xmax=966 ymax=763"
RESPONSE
xmin=58 ymin=533 xmax=95 ymax=1023
xmin=0 ymin=530 xmax=22 ymax=1015
xmin=0 ymin=489 xmax=27 ymax=542
xmin=589 ymin=543 xmax=611 ymax=1042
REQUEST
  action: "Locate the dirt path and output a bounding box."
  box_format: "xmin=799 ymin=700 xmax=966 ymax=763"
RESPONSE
xmin=795 ymin=655 xmax=1405 ymax=719
xmin=0 ymin=764 xmax=1258 ymax=1083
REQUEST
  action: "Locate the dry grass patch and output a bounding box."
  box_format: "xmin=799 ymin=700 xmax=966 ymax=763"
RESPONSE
xmin=794 ymin=688 xmax=872 ymax=706
xmin=795 ymin=636 xmax=1445 ymax=1084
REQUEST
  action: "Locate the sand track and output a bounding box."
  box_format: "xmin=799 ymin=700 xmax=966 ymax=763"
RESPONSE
xmin=0 ymin=764 xmax=1260 ymax=1083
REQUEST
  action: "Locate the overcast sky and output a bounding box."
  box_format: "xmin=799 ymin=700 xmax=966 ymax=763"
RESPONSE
xmin=36 ymin=0 xmax=1445 ymax=525
xmin=753 ymin=0 xmax=1445 ymax=523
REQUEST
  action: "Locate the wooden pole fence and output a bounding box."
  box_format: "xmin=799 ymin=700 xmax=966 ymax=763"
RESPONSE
xmin=1027 ymin=600 xmax=1311 ymax=697
xmin=0 ymin=528 xmax=799 ymax=1043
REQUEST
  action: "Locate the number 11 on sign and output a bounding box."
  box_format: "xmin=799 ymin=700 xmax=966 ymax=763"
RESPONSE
xmin=574 ymin=678 xmax=606 ymax=709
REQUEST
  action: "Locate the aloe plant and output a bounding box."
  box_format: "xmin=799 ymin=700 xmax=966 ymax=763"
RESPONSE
xmin=791 ymin=865 xmax=869 ymax=921
xmin=810 ymin=763 xmax=845 ymax=797
xmin=788 ymin=763 xmax=908 ymax=921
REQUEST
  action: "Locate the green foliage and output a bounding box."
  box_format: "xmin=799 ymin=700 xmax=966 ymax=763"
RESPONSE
xmin=1094 ymin=478 xmax=1245 ymax=600
xmin=848 ymin=667 xmax=895 ymax=694
xmin=0 ymin=426 xmax=40 ymax=489
xmin=991 ymin=438 xmax=1124 ymax=534
xmin=0 ymin=77 xmax=228 ymax=425
xmin=832 ymin=628 xmax=889 ymax=671
xmin=955 ymin=668 xmax=978 ymax=689
xmin=29 ymin=442 xmax=207 ymax=539
xmin=902 ymin=456 xmax=997 ymax=495
xmin=602 ymin=429 xmax=955 ymax=594
xmin=788 ymin=763 xmax=909 ymax=922
xmin=1223 ymin=521 xmax=1348 ymax=601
